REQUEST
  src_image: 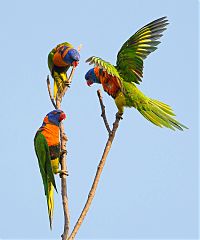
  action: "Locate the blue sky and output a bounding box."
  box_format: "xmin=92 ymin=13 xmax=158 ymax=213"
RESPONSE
xmin=0 ymin=0 xmax=198 ymax=239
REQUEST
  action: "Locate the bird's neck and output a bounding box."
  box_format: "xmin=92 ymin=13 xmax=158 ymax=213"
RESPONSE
xmin=93 ymin=67 xmax=102 ymax=84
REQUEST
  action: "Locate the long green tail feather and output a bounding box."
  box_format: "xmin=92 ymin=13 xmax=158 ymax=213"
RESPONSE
xmin=139 ymin=99 xmax=188 ymax=130
xmin=47 ymin=181 xmax=54 ymax=229
xmin=121 ymin=82 xmax=187 ymax=130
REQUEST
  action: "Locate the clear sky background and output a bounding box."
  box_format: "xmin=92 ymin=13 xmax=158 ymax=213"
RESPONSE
xmin=0 ymin=0 xmax=198 ymax=239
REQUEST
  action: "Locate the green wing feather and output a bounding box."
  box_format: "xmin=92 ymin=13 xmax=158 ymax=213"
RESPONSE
xmin=116 ymin=16 xmax=169 ymax=84
xmin=48 ymin=51 xmax=54 ymax=73
xmin=34 ymin=132 xmax=57 ymax=194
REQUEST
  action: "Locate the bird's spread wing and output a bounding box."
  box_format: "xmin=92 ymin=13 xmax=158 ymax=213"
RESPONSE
xmin=116 ymin=16 xmax=169 ymax=84
xmin=86 ymin=56 xmax=124 ymax=91
xmin=34 ymin=132 xmax=57 ymax=194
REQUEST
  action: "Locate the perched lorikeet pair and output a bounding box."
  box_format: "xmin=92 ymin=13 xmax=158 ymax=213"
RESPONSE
xmin=85 ymin=16 xmax=187 ymax=130
xmin=35 ymin=43 xmax=80 ymax=229
xmin=34 ymin=110 xmax=67 ymax=229
xmin=48 ymin=42 xmax=80 ymax=98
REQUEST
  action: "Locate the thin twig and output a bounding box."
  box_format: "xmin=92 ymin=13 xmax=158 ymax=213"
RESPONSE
xmin=97 ymin=89 xmax=111 ymax=134
xmin=60 ymin=66 xmax=76 ymax=99
xmin=67 ymin=90 xmax=121 ymax=240
xmin=47 ymin=75 xmax=57 ymax=109
xmin=57 ymin=45 xmax=81 ymax=240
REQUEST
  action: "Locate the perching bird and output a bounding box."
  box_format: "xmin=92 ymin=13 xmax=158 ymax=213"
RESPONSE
xmin=48 ymin=42 xmax=80 ymax=98
xmin=85 ymin=17 xmax=187 ymax=130
xmin=34 ymin=109 xmax=67 ymax=229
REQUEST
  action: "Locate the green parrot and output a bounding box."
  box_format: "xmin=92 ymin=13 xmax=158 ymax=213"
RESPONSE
xmin=34 ymin=110 xmax=67 ymax=228
xmin=48 ymin=42 xmax=80 ymax=98
xmin=85 ymin=17 xmax=187 ymax=130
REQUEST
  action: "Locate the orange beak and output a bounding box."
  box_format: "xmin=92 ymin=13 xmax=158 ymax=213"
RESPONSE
xmin=72 ymin=61 xmax=79 ymax=67
xmin=59 ymin=112 xmax=66 ymax=121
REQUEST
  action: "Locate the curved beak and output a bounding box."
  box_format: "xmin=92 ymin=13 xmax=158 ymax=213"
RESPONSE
xmin=72 ymin=61 xmax=79 ymax=67
xmin=59 ymin=112 xmax=66 ymax=122
xmin=87 ymin=80 xmax=93 ymax=87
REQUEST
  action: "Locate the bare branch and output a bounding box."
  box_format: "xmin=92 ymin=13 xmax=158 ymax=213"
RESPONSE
xmin=47 ymin=44 xmax=82 ymax=239
xmin=47 ymin=75 xmax=57 ymax=109
xmin=77 ymin=44 xmax=83 ymax=52
xmin=97 ymin=89 xmax=111 ymax=134
xmin=56 ymin=90 xmax=71 ymax=240
xmin=47 ymin=69 xmax=77 ymax=239
xmin=57 ymin=45 xmax=81 ymax=239
xmin=67 ymin=93 xmax=121 ymax=240
xmin=59 ymin=123 xmax=70 ymax=240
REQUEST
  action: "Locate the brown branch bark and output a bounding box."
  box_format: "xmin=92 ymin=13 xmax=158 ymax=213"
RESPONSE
xmin=47 ymin=75 xmax=57 ymax=109
xmin=46 ymin=66 xmax=77 ymax=240
xmin=97 ymin=89 xmax=111 ymax=134
xmin=58 ymin=67 xmax=77 ymax=239
xmin=67 ymin=90 xmax=121 ymax=240
xmin=59 ymin=123 xmax=70 ymax=240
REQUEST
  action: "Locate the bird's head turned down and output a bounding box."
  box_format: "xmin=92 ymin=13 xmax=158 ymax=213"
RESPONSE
xmin=64 ymin=48 xmax=80 ymax=67
xmin=45 ymin=110 xmax=66 ymax=126
xmin=85 ymin=68 xmax=100 ymax=86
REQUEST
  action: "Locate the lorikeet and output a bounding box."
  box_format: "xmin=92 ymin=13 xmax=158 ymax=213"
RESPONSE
xmin=34 ymin=109 xmax=67 ymax=228
xmin=48 ymin=42 xmax=80 ymax=98
xmin=85 ymin=17 xmax=187 ymax=130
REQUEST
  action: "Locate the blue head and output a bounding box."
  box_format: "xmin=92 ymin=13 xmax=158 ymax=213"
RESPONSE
xmin=63 ymin=48 xmax=80 ymax=67
xmin=42 ymin=109 xmax=66 ymax=126
xmin=85 ymin=68 xmax=101 ymax=86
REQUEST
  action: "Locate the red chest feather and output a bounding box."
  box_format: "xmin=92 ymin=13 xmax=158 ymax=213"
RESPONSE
xmin=98 ymin=69 xmax=120 ymax=97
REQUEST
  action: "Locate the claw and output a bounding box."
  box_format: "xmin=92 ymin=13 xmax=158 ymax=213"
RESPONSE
xmin=60 ymin=150 xmax=67 ymax=157
xmin=64 ymin=82 xmax=70 ymax=87
xmin=116 ymin=112 xmax=123 ymax=120
xmin=59 ymin=170 xmax=69 ymax=178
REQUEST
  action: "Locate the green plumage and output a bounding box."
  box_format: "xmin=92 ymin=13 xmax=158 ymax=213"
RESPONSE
xmin=116 ymin=16 xmax=169 ymax=84
xmin=121 ymin=82 xmax=187 ymax=130
xmin=34 ymin=131 xmax=57 ymax=228
xmin=34 ymin=131 xmax=57 ymax=194
xmin=86 ymin=17 xmax=188 ymax=131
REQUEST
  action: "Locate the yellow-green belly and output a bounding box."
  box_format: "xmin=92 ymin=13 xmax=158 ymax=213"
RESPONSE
xmin=114 ymin=91 xmax=126 ymax=114
xmin=51 ymin=158 xmax=59 ymax=174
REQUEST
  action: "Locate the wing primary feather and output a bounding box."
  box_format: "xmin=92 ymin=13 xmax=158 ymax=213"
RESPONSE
xmin=116 ymin=17 xmax=169 ymax=84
